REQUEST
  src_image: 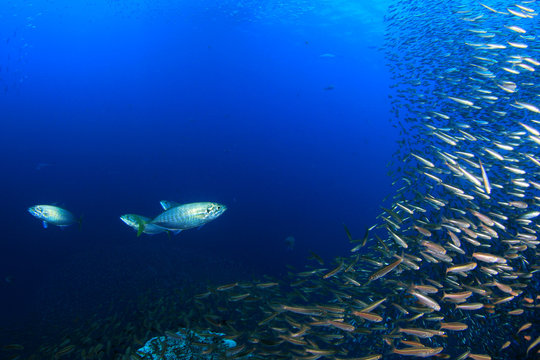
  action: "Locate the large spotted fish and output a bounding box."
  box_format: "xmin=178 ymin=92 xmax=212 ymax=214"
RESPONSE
xmin=151 ymin=202 xmax=227 ymax=231
xmin=28 ymin=205 xmax=80 ymax=228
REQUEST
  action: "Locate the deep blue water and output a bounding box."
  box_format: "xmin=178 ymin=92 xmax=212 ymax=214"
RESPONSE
xmin=0 ymin=0 xmax=395 ymax=334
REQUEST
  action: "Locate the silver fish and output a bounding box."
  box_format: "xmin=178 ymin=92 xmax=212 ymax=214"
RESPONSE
xmin=151 ymin=202 xmax=227 ymax=230
xmin=28 ymin=205 xmax=79 ymax=228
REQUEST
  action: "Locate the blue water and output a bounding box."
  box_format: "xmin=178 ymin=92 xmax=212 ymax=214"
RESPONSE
xmin=0 ymin=0 xmax=395 ymax=339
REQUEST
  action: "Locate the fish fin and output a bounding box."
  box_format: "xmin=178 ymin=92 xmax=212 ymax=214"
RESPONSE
xmin=137 ymin=223 xmax=144 ymax=237
xmin=42 ymin=221 xmax=48 ymax=229
xmin=173 ymin=230 xmax=182 ymax=235
xmin=342 ymin=223 xmax=353 ymax=241
xmin=197 ymin=225 xmax=205 ymax=230
xmin=160 ymin=200 xmax=180 ymax=211
xmin=166 ymin=231 xmax=172 ymax=239
xmin=159 ymin=200 xmax=170 ymax=211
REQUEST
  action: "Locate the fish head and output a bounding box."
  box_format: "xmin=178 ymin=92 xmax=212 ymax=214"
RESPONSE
xmin=28 ymin=205 xmax=49 ymax=220
xmin=120 ymin=214 xmax=137 ymax=227
xmin=121 ymin=214 xmax=151 ymax=236
xmin=120 ymin=214 xmax=148 ymax=228
xmin=205 ymin=202 xmax=227 ymax=220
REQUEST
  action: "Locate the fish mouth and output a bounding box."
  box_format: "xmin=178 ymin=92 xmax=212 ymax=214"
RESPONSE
xmin=119 ymin=216 xmax=132 ymax=226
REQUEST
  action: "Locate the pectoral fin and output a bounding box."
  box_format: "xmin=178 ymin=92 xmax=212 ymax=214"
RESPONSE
xmin=137 ymin=223 xmax=144 ymax=237
xmin=42 ymin=221 xmax=48 ymax=229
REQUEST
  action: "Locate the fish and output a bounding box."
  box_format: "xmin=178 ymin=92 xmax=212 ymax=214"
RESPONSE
xmin=446 ymin=262 xmax=477 ymax=273
xmin=31 ymin=1 xmax=540 ymax=360
xmin=392 ymin=346 xmax=443 ymax=357
xmin=3 ymin=344 xmax=24 ymax=350
xmin=323 ymin=259 xmax=344 ymax=279
xmin=35 ymin=162 xmax=52 ymax=171
xmin=284 ymin=236 xmax=295 ymax=250
xmin=368 ymin=253 xmax=403 ymax=281
xmin=151 ymin=202 xmax=227 ymax=230
xmin=120 ymin=214 xmax=168 ymax=236
xmin=28 ymin=205 xmax=80 ymax=228
xmin=439 ymin=322 xmax=468 ymax=331
xmin=172 ymin=2 xmax=540 ymax=358
xmin=527 ymin=336 xmax=540 ymax=356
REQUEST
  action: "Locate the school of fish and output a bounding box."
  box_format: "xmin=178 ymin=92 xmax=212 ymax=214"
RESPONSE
xmin=147 ymin=1 xmax=537 ymax=359
xmin=14 ymin=0 xmax=540 ymax=359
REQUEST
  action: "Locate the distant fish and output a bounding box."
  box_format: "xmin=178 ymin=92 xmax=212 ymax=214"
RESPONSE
xmin=120 ymin=214 xmax=168 ymax=237
xmin=151 ymin=202 xmax=227 ymax=231
xmin=319 ymin=53 xmax=336 ymax=58
xmin=3 ymin=344 xmax=24 ymax=351
xmin=35 ymin=162 xmax=51 ymax=171
xmin=324 ymin=85 xmax=335 ymax=91
xmin=285 ymin=236 xmax=295 ymax=250
xmin=28 ymin=205 xmax=80 ymax=228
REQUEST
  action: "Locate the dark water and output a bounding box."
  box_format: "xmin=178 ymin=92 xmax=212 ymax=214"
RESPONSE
xmin=0 ymin=0 xmax=395 ymax=351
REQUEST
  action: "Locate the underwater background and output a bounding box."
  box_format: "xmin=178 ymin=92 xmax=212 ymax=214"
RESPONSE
xmin=1 ymin=0 xmax=539 ymax=359
xmin=1 ymin=0 xmax=394 ymax=352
